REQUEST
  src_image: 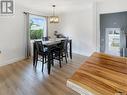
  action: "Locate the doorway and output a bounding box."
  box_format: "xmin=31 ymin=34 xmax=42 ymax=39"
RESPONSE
xmin=105 ymin=28 xmax=121 ymax=56
xmin=100 ymin=12 xmax=127 ymax=57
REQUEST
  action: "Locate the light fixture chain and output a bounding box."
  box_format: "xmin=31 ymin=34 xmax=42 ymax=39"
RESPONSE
xmin=53 ymin=5 xmax=55 ymax=16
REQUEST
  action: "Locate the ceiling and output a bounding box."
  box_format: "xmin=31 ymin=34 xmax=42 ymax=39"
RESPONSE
xmin=16 ymin=0 xmax=99 ymax=14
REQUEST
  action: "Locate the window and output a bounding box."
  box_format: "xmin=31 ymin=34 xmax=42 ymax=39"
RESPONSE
xmin=29 ymin=15 xmax=47 ymax=40
xmin=105 ymin=28 xmax=121 ymax=56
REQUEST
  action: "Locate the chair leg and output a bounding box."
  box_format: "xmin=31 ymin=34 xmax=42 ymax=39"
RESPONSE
xmin=52 ymin=60 xmax=54 ymax=66
xmin=59 ymin=51 xmax=62 ymax=68
xmin=44 ymin=55 xmax=46 ymax=63
xmin=35 ymin=60 xmax=38 ymax=68
xmin=51 ymin=53 xmax=54 ymax=66
xmin=65 ymin=55 xmax=68 ymax=63
xmin=66 ymin=50 xmax=69 ymax=57
xmin=61 ymin=52 xmax=63 ymax=61
xmin=42 ymin=57 xmax=44 ymax=72
xmin=42 ymin=63 xmax=44 ymax=72
xmin=35 ymin=62 xmax=37 ymax=67
xmin=35 ymin=56 xmax=38 ymax=67
xmin=59 ymin=59 xmax=61 ymax=68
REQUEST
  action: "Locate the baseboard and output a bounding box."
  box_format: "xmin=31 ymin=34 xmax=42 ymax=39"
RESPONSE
xmin=0 ymin=56 xmax=25 ymax=67
xmin=72 ymin=50 xmax=89 ymax=57
xmin=0 ymin=51 xmax=88 ymax=67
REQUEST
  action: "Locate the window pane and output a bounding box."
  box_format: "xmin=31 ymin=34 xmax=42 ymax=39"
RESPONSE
xmin=105 ymin=28 xmax=121 ymax=56
xmin=29 ymin=15 xmax=47 ymax=40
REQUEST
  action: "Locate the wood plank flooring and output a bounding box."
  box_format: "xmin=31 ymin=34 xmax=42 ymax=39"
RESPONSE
xmin=0 ymin=54 xmax=87 ymax=95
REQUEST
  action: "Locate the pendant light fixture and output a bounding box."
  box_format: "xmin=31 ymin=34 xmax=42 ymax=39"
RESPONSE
xmin=50 ymin=5 xmax=59 ymax=23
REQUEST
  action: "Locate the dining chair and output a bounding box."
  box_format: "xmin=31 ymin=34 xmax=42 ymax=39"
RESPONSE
xmin=51 ymin=45 xmax=62 ymax=68
xmin=35 ymin=41 xmax=48 ymax=72
xmin=52 ymin=39 xmax=68 ymax=66
xmin=60 ymin=39 xmax=68 ymax=63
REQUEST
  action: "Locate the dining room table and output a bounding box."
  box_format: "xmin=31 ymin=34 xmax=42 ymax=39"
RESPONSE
xmin=33 ymin=38 xmax=72 ymax=74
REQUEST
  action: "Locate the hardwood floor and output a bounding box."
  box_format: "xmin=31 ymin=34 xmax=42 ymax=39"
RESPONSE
xmin=0 ymin=54 xmax=87 ymax=95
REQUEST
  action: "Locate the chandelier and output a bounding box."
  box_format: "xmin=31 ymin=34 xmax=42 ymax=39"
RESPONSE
xmin=50 ymin=5 xmax=59 ymax=23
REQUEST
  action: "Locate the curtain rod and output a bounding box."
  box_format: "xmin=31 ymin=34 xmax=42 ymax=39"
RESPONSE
xmin=23 ymin=12 xmax=49 ymax=18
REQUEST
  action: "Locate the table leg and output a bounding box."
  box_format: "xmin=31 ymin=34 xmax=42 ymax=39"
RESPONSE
xmin=70 ymin=40 xmax=72 ymax=59
xmin=33 ymin=42 xmax=36 ymax=66
xmin=47 ymin=50 xmax=51 ymax=74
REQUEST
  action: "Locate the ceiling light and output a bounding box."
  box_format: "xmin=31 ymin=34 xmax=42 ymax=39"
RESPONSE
xmin=50 ymin=5 xmax=59 ymax=23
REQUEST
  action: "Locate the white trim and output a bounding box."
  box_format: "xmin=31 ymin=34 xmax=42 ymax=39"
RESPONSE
xmin=96 ymin=11 xmax=101 ymax=52
xmin=72 ymin=50 xmax=93 ymax=57
xmin=0 ymin=56 xmax=25 ymax=67
xmin=67 ymin=80 xmax=94 ymax=95
xmin=72 ymin=51 xmax=88 ymax=57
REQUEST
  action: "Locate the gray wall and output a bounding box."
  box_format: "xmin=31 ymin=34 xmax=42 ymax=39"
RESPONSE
xmin=100 ymin=11 xmax=127 ymax=54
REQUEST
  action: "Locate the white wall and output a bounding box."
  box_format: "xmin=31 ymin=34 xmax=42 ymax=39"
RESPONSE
xmin=97 ymin=0 xmax=127 ymax=14
xmin=55 ymin=5 xmax=97 ymax=56
xmin=0 ymin=3 xmax=50 ymax=66
xmin=96 ymin=0 xmax=127 ymax=51
xmin=0 ymin=4 xmax=26 ymax=66
xmin=48 ymin=21 xmax=60 ymax=38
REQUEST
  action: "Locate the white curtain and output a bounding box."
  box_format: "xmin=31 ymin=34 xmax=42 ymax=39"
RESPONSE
xmin=24 ymin=12 xmax=31 ymax=58
xmin=24 ymin=12 xmax=48 ymax=58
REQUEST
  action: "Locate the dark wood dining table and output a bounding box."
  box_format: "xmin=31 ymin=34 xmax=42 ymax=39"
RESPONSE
xmin=33 ymin=38 xmax=72 ymax=74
